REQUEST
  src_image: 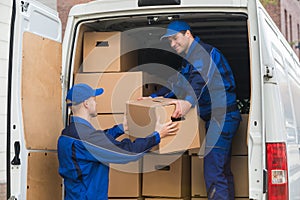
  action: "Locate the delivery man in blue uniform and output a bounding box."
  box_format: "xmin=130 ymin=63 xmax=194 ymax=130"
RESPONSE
xmin=149 ymin=20 xmax=241 ymax=200
xmin=57 ymin=83 xmax=178 ymax=200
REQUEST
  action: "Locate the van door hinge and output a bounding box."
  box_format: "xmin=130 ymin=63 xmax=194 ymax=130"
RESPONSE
xmin=21 ymin=1 xmax=30 ymax=12
xmin=264 ymin=65 xmax=273 ymax=78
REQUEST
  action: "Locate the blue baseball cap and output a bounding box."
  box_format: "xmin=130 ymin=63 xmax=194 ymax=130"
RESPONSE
xmin=66 ymin=83 xmax=104 ymax=106
xmin=160 ymin=20 xmax=191 ymax=40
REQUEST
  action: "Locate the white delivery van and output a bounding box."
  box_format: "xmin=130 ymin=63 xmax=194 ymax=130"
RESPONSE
xmin=3 ymin=0 xmax=300 ymax=199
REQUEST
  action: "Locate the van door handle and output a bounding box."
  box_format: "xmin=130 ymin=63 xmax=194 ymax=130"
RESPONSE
xmin=11 ymin=141 xmax=21 ymax=165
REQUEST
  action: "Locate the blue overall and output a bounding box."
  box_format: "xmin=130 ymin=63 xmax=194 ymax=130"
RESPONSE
xmin=151 ymin=37 xmax=241 ymax=199
xmin=57 ymin=116 xmax=160 ymax=200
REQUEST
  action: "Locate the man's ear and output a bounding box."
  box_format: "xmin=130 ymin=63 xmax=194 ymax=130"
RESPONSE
xmin=82 ymin=99 xmax=89 ymax=108
xmin=185 ymin=30 xmax=192 ymax=37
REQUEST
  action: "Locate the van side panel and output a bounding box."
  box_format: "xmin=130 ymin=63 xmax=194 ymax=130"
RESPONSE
xmin=0 ymin=0 xmax=13 ymax=185
xmin=259 ymin=4 xmax=300 ymax=200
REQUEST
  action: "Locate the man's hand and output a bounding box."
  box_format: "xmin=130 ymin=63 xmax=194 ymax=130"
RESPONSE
xmin=137 ymin=96 xmax=153 ymax=101
xmin=156 ymin=120 xmax=179 ymax=138
xmin=169 ymin=100 xmax=192 ymax=119
xmin=122 ymin=115 xmax=128 ymax=131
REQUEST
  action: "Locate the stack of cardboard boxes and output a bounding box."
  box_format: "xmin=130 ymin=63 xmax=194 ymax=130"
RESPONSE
xmin=75 ymin=31 xmax=249 ymax=200
xmin=126 ymin=98 xmax=202 ymax=200
xmin=76 ymin=31 xmax=143 ymax=199
xmin=190 ymin=114 xmax=249 ymax=200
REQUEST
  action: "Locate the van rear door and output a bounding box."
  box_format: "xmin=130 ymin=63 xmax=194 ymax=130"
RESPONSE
xmin=7 ymin=0 xmax=62 ymax=199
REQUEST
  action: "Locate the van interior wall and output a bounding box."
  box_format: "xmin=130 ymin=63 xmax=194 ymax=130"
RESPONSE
xmin=75 ymin=13 xmax=250 ymax=114
xmin=72 ymin=13 xmax=250 ymax=198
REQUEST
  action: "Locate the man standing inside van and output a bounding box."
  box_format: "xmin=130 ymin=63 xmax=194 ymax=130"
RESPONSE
xmin=149 ymin=20 xmax=241 ymax=200
xmin=57 ymin=83 xmax=178 ymax=200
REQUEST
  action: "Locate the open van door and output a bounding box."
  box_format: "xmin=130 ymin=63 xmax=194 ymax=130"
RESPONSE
xmin=7 ymin=0 xmax=63 ymax=199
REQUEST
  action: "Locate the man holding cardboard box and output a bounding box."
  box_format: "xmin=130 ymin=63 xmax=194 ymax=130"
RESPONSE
xmin=57 ymin=83 xmax=178 ymax=200
xmin=147 ymin=20 xmax=242 ymax=200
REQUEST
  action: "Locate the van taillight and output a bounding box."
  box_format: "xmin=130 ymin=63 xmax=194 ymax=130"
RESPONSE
xmin=267 ymin=143 xmax=288 ymax=200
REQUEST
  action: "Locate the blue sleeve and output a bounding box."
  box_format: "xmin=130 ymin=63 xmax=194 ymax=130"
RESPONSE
xmin=184 ymin=64 xmax=207 ymax=107
xmin=85 ymin=129 xmax=160 ymax=154
xmin=150 ymin=86 xmax=175 ymax=98
xmin=104 ymin=124 xmax=124 ymax=139
xmin=115 ymin=131 xmax=160 ymax=153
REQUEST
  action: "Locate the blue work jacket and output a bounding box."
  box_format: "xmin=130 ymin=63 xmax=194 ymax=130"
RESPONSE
xmin=152 ymin=37 xmax=238 ymax=120
xmin=57 ymin=116 xmax=160 ymax=200
xmin=151 ymin=37 xmax=241 ymax=149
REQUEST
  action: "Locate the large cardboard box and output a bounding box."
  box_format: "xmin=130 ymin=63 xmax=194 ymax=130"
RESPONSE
xmin=191 ymin=155 xmax=249 ymax=198
xmin=90 ymin=114 xmax=141 ymax=198
xmin=142 ymin=154 xmax=190 ymax=198
xmin=191 ymin=156 xmax=206 ymax=197
xmin=189 ymin=114 xmax=249 ymax=156
xmin=231 ymin=156 xmax=249 ymax=197
xmin=83 ymin=32 xmax=137 ymax=72
xmin=109 ymin=198 xmax=143 ymax=200
xmin=90 ymin=114 xmax=129 ymax=141
xmin=90 ymin=114 xmax=124 ymax=130
xmin=126 ymin=98 xmax=203 ymax=154
xmin=75 ymin=72 xmax=142 ymax=113
xmin=145 ymin=198 xmax=190 ymax=200
xmin=108 ymin=160 xmax=142 ymax=198
xmin=142 ymin=72 xmax=162 ymax=96
xmin=191 ymin=198 xmax=248 ymax=200
xmin=232 ymin=114 xmax=248 ymax=155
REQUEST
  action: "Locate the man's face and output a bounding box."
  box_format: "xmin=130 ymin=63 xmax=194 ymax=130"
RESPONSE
xmin=167 ymin=31 xmax=190 ymax=54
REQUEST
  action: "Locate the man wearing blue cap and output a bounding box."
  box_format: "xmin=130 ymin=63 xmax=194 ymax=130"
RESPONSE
xmin=149 ymin=20 xmax=241 ymax=199
xmin=57 ymin=83 xmax=178 ymax=200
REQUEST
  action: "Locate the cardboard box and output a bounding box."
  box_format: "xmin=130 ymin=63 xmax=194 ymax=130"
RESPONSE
xmin=231 ymin=156 xmax=249 ymax=197
xmin=143 ymin=83 xmax=160 ymax=97
xmin=191 ymin=198 xmax=248 ymax=200
xmin=145 ymin=198 xmax=190 ymax=200
xmin=189 ymin=114 xmax=249 ymax=156
xmin=109 ymin=198 xmax=143 ymax=200
xmin=232 ymin=114 xmax=248 ymax=155
xmin=90 ymin=114 xmax=124 ymax=130
xmin=108 ymin=160 xmax=142 ymax=198
xmin=142 ymin=72 xmax=162 ymax=96
xmin=191 ymin=156 xmax=207 ymax=197
xmin=75 ymin=72 xmax=142 ymax=113
xmin=142 ymin=154 xmax=190 ymax=198
xmin=90 ymin=115 xmax=142 ymax=198
xmin=191 ymin=155 xmax=249 ymax=198
xmin=83 ymin=32 xmax=137 ymax=72
xmin=90 ymin=114 xmax=129 ymax=141
xmin=126 ymin=98 xmax=203 ymax=154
